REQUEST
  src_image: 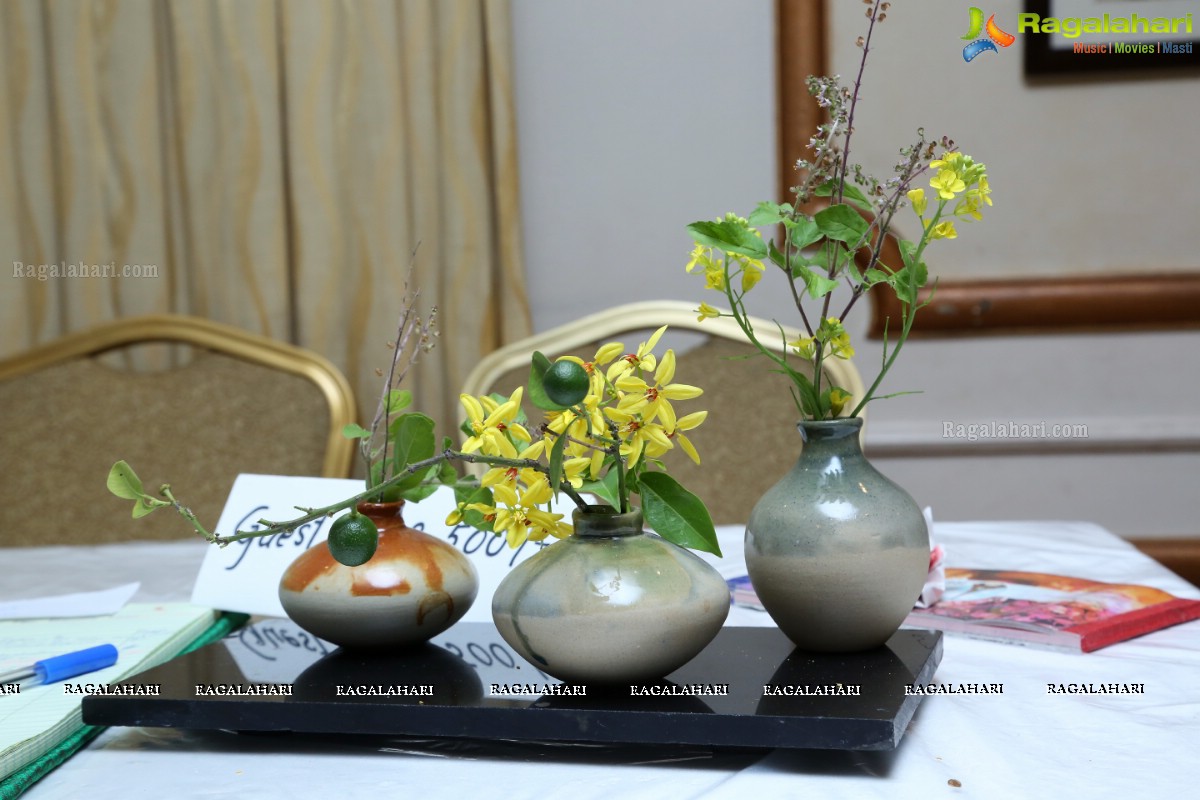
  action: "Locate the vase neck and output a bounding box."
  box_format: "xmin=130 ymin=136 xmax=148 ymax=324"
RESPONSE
xmin=797 ymin=418 xmax=864 ymax=456
xmin=356 ymin=500 xmax=407 ymax=532
xmin=572 ymin=506 xmax=644 ymax=538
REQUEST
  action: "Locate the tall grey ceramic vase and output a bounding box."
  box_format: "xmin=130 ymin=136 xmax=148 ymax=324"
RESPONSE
xmin=745 ymin=418 xmax=928 ymax=652
xmin=491 ymin=506 xmax=730 ymax=683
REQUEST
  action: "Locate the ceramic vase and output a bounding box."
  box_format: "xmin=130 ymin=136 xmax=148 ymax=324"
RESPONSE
xmin=279 ymin=500 xmax=478 ymax=649
xmin=745 ymin=418 xmax=928 ymax=652
xmin=491 ymin=506 xmax=729 ymax=683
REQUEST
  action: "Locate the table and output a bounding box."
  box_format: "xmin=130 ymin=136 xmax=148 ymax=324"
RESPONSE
xmin=5 ymin=521 xmax=1199 ymax=799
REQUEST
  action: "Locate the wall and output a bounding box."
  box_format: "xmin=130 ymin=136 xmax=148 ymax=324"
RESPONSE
xmin=510 ymin=0 xmax=1200 ymax=539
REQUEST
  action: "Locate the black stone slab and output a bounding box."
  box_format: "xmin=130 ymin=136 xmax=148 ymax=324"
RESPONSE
xmin=83 ymin=620 xmax=941 ymax=751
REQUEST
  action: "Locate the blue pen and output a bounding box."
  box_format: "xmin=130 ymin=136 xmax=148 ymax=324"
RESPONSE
xmin=0 ymin=644 xmax=119 ymax=687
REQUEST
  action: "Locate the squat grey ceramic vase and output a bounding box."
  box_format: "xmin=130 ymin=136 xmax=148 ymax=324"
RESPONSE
xmin=745 ymin=418 xmax=928 ymax=652
xmin=491 ymin=506 xmax=730 ymax=683
xmin=279 ymin=501 xmax=478 ymax=649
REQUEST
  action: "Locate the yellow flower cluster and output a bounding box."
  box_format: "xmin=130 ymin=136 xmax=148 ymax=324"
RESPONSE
xmin=907 ymin=151 xmax=991 ymax=240
xmin=686 ymin=214 xmax=766 ymax=300
xmin=447 ymin=327 xmax=707 ymax=548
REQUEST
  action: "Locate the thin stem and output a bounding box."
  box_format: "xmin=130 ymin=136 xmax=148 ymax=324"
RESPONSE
xmin=834 ymin=0 xmax=883 ymax=205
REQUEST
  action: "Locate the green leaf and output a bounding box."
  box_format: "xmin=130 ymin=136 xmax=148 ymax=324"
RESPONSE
xmin=528 ymin=351 xmax=570 ymax=411
xmin=131 ymin=497 xmax=158 ymax=518
xmin=785 ymin=215 xmax=823 ymax=250
xmin=638 ymin=472 xmax=721 ymax=556
xmin=864 ymin=268 xmax=891 ymax=287
xmin=767 ymin=238 xmax=786 ymax=269
xmin=686 ymin=220 xmax=768 ymax=259
xmin=747 ymin=201 xmax=786 ymax=227
xmin=388 ymin=391 xmax=412 ymax=413
xmin=814 ymin=204 xmax=869 ymax=246
xmin=547 ymin=431 xmax=568 ymax=497
xmin=579 ymin=467 xmax=621 ymax=509
xmin=398 ymin=483 xmax=439 ymax=503
xmin=107 ymin=461 xmax=147 ymax=501
xmin=813 ymin=180 xmax=875 ymax=213
xmin=791 ymin=264 xmax=839 ymax=300
xmin=454 ymin=485 xmax=494 ymax=532
xmin=342 ymin=423 xmax=372 ymax=440
xmin=388 ymin=413 xmax=436 ymax=472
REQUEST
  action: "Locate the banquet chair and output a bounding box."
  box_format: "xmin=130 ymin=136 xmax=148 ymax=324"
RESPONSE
xmin=460 ymin=300 xmax=865 ymax=526
xmin=0 ymin=315 xmax=356 ymax=546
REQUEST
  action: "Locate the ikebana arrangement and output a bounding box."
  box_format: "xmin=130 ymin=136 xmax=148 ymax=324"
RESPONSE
xmin=109 ymin=281 xmax=726 ymax=680
xmin=108 ymin=0 xmax=991 ymax=667
xmin=683 ymin=0 xmax=990 ymax=651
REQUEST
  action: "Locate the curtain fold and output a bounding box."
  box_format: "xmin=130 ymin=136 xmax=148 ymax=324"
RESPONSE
xmin=0 ymin=0 xmax=530 ymax=437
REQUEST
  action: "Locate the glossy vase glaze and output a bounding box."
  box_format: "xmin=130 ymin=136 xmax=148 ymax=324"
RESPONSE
xmin=279 ymin=501 xmax=478 ymax=649
xmin=745 ymin=418 xmax=928 ymax=652
xmin=491 ymin=506 xmax=730 ymax=683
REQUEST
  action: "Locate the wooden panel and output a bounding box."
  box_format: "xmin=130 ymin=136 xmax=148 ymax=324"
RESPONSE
xmin=1135 ymin=538 xmax=1200 ymax=589
xmin=869 ymin=273 xmax=1200 ymax=338
xmin=776 ymin=0 xmax=826 ymax=202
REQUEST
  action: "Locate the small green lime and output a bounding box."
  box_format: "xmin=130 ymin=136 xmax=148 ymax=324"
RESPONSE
xmin=543 ymin=359 xmax=590 ymax=406
xmin=327 ymin=512 xmax=379 ymax=566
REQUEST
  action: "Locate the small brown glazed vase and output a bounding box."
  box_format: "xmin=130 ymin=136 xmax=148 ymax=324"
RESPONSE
xmin=278 ymin=501 xmax=478 ymax=649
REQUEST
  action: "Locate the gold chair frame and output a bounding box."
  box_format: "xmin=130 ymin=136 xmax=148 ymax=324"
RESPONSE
xmin=462 ymin=299 xmax=866 ymax=418
xmin=0 ymin=314 xmax=356 ymax=477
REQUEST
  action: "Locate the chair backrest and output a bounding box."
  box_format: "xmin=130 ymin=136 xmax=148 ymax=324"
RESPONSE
xmin=0 ymin=315 xmax=356 ymax=546
xmin=461 ymin=301 xmax=865 ymax=526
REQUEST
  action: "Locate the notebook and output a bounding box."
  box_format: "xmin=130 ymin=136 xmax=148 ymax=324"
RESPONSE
xmin=0 ymin=603 xmax=236 ymax=798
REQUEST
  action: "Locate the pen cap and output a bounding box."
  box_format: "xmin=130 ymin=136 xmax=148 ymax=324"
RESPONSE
xmin=35 ymin=644 xmax=120 ymax=683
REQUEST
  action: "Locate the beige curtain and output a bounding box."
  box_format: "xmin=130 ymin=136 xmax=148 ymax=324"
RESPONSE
xmin=0 ymin=0 xmax=530 ymax=437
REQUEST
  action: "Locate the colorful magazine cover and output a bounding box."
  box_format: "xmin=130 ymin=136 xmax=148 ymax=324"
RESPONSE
xmin=903 ymin=569 xmax=1200 ymax=652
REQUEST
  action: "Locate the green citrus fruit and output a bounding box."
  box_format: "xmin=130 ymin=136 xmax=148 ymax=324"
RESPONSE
xmin=543 ymin=359 xmax=590 ymax=407
xmin=327 ymin=512 xmax=379 ymax=566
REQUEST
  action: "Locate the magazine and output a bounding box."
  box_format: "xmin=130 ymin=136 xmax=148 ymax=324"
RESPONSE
xmin=728 ymin=569 xmax=1200 ymax=653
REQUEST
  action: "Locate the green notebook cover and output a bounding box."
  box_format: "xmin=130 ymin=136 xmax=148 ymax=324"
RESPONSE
xmin=0 ymin=609 xmax=247 ymax=800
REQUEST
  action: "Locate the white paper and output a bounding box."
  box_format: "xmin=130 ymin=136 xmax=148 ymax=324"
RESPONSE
xmin=190 ymin=475 xmax=549 ymax=618
xmin=0 ymin=582 xmax=140 ymax=620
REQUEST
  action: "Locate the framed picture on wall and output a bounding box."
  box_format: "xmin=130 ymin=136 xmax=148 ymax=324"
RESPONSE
xmin=1023 ymin=0 xmax=1200 ymax=75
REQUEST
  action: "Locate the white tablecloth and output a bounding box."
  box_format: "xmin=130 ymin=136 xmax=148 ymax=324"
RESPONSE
xmin=5 ymin=522 xmax=1199 ymax=800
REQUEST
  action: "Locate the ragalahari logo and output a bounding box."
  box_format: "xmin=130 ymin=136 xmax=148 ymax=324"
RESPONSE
xmin=961 ymin=7 xmax=1015 ymax=61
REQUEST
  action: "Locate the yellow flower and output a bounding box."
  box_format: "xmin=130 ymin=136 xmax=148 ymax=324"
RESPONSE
xmin=929 ymin=152 xmax=963 ymax=172
xmin=603 ymin=407 xmax=673 ymax=467
xmin=614 ymin=349 xmax=703 ymax=432
xmin=829 ymin=388 xmax=852 ymax=417
xmin=815 ymin=317 xmax=854 ymax=360
xmin=739 ymin=256 xmax=765 ymax=292
xmin=954 ymin=193 xmax=985 ymax=221
xmin=606 ymin=325 xmax=666 ymax=381
xmin=460 ymin=387 xmax=530 ymax=457
xmin=926 ymin=219 xmax=958 ymax=240
xmin=929 ymin=168 xmax=966 ymax=200
xmin=685 ymin=243 xmax=714 ymax=273
xmin=788 ymin=336 xmax=817 ymax=361
xmin=669 ymin=410 xmax=707 ymax=465
xmin=696 ymin=302 xmax=721 ymax=321
xmin=907 ymin=188 xmax=927 ymax=217
xmin=704 ymin=266 xmax=726 ymax=291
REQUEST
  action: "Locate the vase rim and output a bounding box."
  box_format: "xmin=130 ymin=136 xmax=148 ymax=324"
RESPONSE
xmin=355 ymin=499 xmax=406 ymax=518
xmin=796 ymin=416 xmax=863 ymax=429
xmin=572 ymin=505 xmax=643 ymax=537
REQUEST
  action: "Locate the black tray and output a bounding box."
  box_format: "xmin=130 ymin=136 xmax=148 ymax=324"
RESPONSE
xmin=83 ymin=620 xmax=941 ymax=751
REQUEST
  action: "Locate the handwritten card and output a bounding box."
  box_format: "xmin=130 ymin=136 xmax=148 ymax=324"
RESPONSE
xmin=190 ymin=475 xmax=553 ymax=619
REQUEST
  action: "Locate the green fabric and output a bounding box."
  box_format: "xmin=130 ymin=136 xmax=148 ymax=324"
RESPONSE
xmin=0 ymin=612 xmax=249 ymax=800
